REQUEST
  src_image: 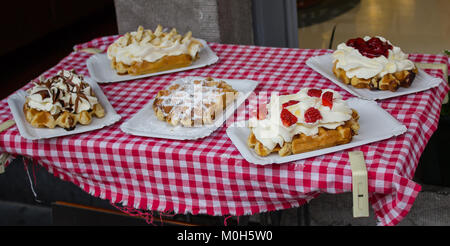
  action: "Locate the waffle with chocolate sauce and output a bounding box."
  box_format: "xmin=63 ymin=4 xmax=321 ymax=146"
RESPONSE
xmin=23 ymin=70 xmax=105 ymax=131
xmin=152 ymin=77 xmax=238 ymax=127
xmin=108 ymin=25 xmax=203 ymax=76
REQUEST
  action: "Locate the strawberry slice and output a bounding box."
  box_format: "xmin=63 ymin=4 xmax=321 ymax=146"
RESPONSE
xmin=307 ymin=89 xmax=322 ymax=98
xmin=321 ymin=91 xmax=333 ymax=109
xmin=280 ymin=108 xmax=297 ymax=127
xmin=304 ymin=107 xmax=322 ymax=123
xmin=282 ymin=100 xmax=299 ymax=108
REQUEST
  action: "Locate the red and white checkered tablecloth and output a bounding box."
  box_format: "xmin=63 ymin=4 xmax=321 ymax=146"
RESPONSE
xmin=0 ymin=35 xmax=448 ymax=226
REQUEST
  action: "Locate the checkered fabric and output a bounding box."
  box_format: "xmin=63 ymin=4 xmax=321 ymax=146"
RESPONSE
xmin=0 ymin=35 xmax=448 ymax=226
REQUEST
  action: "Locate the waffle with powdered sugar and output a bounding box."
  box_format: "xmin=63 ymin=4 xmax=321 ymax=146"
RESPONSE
xmin=152 ymin=77 xmax=238 ymax=127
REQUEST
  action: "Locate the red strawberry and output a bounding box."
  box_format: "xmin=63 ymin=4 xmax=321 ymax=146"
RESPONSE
xmin=304 ymin=107 xmax=322 ymax=123
xmin=282 ymin=100 xmax=299 ymax=108
xmin=307 ymin=89 xmax=322 ymax=98
xmin=322 ymin=91 xmax=333 ymax=109
xmin=280 ymin=108 xmax=297 ymax=127
xmin=346 ymin=37 xmax=393 ymax=58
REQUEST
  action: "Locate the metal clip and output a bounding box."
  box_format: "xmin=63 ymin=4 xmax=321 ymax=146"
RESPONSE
xmin=0 ymin=153 xmax=9 ymax=174
xmin=416 ymin=62 xmax=448 ymax=104
xmin=77 ymin=48 xmax=103 ymax=54
xmin=349 ymin=151 xmax=369 ymax=218
xmin=0 ymin=120 xmax=15 ymax=174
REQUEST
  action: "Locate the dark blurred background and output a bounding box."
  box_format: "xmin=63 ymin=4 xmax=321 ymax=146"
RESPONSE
xmin=0 ymin=0 xmax=118 ymax=100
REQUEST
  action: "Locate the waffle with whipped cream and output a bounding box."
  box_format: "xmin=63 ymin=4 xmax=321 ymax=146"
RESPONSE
xmin=247 ymin=88 xmax=359 ymax=157
xmin=152 ymin=77 xmax=238 ymax=127
xmin=107 ymin=25 xmax=203 ymax=76
xmin=23 ymin=70 xmax=105 ymax=131
xmin=332 ymin=36 xmax=418 ymax=92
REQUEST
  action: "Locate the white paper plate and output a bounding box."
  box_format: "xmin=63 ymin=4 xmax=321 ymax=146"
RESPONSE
xmin=306 ymin=54 xmax=443 ymax=100
xmin=120 ymin=76 xmax=259 ymax=140
xmin=8 ymin=77 xmax=122 ymax=140
xmin=86 ymin=39 xmax=219 ymax=83
xmin=226 ymin=98 xmax=407 ymax=165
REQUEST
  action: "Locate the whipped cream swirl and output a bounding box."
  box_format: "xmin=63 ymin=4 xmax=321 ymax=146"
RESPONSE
xmin=332 ymin=36 xmax=415 ymax=79
xmin=26 ymin=70 xmax=98 ymax=114
xmin=107 ymin=25 xmax=203 ymax=65
xmin=249 ymin=88 xmax=353 ymax=151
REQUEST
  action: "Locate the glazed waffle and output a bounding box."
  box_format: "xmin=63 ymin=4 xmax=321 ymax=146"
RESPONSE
xmin=108 ymin=25 xmax=203 ymax=76
xmin=152 ymin=77 xmax=238 ymax=127
xmin=23 ymin=70 xmax=105 ymax=131
xmin=332 ymin=61 xmax=418 ymax=92
xmin=248 ymin=109 xmax=360 ymax=157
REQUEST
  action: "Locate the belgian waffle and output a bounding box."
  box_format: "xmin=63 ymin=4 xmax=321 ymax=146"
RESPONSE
xmin=333 ymin=62 xmax=418 ymax=92
xmin=332 ymin=36 xmax=418 ymax=92
xmin=248 ymin=109 xmax=360 ymax=157
xmin=152 ymin=77 xmax=238 ymax=127
xmin=23 ymin=70 xmax=105 ymax=131
xmin=23 ymin=102 xmax=104 ymax=130
xmin=107 ymin=25 xmax=203 ymax=76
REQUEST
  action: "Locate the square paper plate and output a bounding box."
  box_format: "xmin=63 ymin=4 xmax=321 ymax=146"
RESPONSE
xmin=226 ymin=98 xmax=407 ymax=165
xmin=120 ymin=76 xmax=259 ymax=140
xmin=8 ymin=77 xmax=121 ymax=140
xmin=306 ymin=54 xmax=443 ymax=100
xmin=86 ymin=39 xmax=219 ymax=83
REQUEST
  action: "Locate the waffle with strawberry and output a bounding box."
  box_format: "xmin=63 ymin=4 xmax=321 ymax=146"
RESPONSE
xmin=332 ymin=36 xmax=417 ymax=92
xmin=247 ymin=88 xmax=359 ymax=157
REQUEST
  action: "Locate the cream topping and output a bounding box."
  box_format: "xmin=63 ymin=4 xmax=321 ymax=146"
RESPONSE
xmin=26 ymin=70 xmax=98 ymax=114
xmin=249 ymin=88 xmax=353 ymax=151
xmin=107 ymin=25 xmax=203 ymax=65
xmin=332 ymin=36 xmax=415 ymax=79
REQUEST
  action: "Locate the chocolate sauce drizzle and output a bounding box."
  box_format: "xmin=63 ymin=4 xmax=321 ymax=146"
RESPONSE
xmin=31 ymin=70 xmax=94 ymax=113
